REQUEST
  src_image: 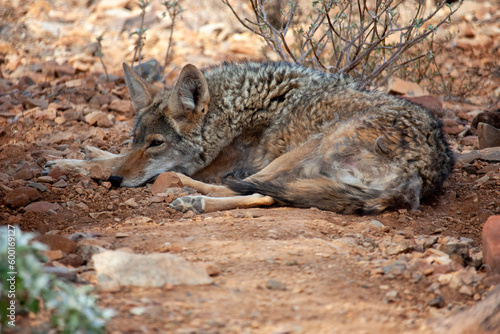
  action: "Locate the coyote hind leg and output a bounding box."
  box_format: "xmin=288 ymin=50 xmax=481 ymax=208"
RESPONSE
xmin=170 ymin=193 xmax=275 ymax=214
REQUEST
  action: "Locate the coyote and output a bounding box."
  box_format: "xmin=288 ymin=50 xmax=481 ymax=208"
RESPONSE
xmin=52 ymin=61 xmax=454 ymax=214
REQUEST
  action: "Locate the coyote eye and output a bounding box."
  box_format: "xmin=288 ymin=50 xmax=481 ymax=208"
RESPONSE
xmin=149 ymin=139 xmax=165 ymax=148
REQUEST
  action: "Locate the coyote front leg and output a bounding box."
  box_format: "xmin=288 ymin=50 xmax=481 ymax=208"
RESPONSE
xmin=47 ymin=146 xmax=125 ymax=174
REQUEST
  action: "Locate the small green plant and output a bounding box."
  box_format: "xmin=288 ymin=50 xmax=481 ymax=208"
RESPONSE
xmin=161 ymin=0 xmax=185 ymax=71
xmin=130 ymin=0 xmax=150 ymax=68
xmin=96 ymin=35 xmax=110 ymax=82
xmin=0 ymin=226 xmax=113 ymax=333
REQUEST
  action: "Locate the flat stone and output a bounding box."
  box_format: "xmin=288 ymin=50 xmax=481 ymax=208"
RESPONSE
xmin=124 ymin=198 xmax=139 ymax=208
xmin=41 ymin=249 xmax=64 ymax=261
xmin=52 ymin=179 xmax=68 ymax=188
xmin=151 ymin=172 xmax=183 ymax=195
xmin=13 ymin=169 xmax=34 ymax=180
xmin=404 ymin=95 xmax=444 ymax=118
xmin=36 ymin=234 xmax=77 ymax=253
xmin=93 ymin=250 xmax=213 ymax=287
xmin=482 ymin=216 xmax=500 ymax=276
xmin=85 ymin=111 xmax=113 ymax=128
xmin=5 ymin=187 xmax=40 ymax=208
xmin=86 ymin=164 xmax=113 ymax=180
xmin=25 ymin=201 xmax=62 ymax=213
xmin=388 ymin=77 xmax=428 ymax=97
xmin=48 ymin=166 xmax=68 ymax=179
xmin=478 ymin=122 xmax=500 ymax=149
xmin=28 ymin=183 xmax=48 ymax=192
xmin=37 ymin=175 xmax=54 ymax=183
xmin=109 ymin=99 xmax=133 ymax=114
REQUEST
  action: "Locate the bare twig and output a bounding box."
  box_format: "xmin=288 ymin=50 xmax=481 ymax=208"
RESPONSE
xmin=162 ymin=1 xmax=185 ymax=72
xmin=224 ymin=0 xmax=464 ymax=87
xmin=130 ymin=0 xmax=150 ymax=68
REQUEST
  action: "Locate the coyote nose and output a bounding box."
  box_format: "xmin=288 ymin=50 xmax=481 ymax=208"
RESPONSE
xmin=108 ymin=175 xmax=123 ymax=187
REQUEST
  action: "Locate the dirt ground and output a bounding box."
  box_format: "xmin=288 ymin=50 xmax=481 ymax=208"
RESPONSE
xmin=1 ymin=0 xmax=500 ymax=333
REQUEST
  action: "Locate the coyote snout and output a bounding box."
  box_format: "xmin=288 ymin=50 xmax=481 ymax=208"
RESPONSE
xmin=52 ymin=61 xmax=454 ymax=214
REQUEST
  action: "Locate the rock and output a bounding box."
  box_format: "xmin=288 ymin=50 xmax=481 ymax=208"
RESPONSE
xmin=151 ymin=172 xmax=183 ymax=195
xmin=93 ymin=250 xmax=213 ymax=287
xmin=25 ymin=201 xmax=62 ymax=213
xmin=5 ymin=187 xmax=40 ymax=208
xmin=28 ymin=182 xmax=48 ymax=192
xmin=388 ymin=77 xmax=428 ymax=97
xmin=478 ymin=123 xmax=500 ymax=149
xmin=424 ymin=248 xmax=452 ymax=266
xmin=437 ymin=237 xmax=470 ymax=266
xmin=482 ymin=216 xmax=500 ymax=276
xmin=89 ymin=94 xmax=112 ymax=108
xmin=199 ymin=262 xmax=221 ymax=276
xmin=132 ymin=59 xmax=164 ymax=83
xmin=40 ymin=249 xmax=64 ymax=261
xmin=35 ymin=234 xmax=77 ymax=253
xmin=52 ymin=179 xmax=68 ymax=188
xmin=124 ymin=198 xmax=139 ymax=208
xmin=415 ymin=236 xmax=438 ymax=252
xmin=433 ymin=285 xmax=500 ymax=334
xmin=62 ymin=109 xmax=83 ymax=122
xmin=124 ymin=216 xmax=153 ymax=225
xmin=86 ymin=164 xmax=113 ymax=180
xmin=13 ymin=169 xmax=34 ymax=180
xmin=460 ymin=136 xmax=479 ymax=148
xmin=472 ymin=111 xmax=500 ymax=130
xmin=17 ymin=75 xmax=36 ymax=88
xmin=383 ymin=290 xmax=399 ymax=303
xmin=48 ymin=166 xmax=68 ymax=180
xmin=85 ymin=111 xmax=113 ymax=128
xmin=382 ymin=240 xmax=414 ymax=256
xmin=428 ymin=296 xmax=445 ymax=308
xmin=109 ymin=99 xmax=134 ymax=114
xmin=266 ymin=278 xmax=287 ymax=291
xmin=75 ymin=202 xmax=90 ymax=211
xmin=382 ymin=260 xmax=407 ymax=277
xmin=96 ymin=0 xmax=130 ymax=11
xmin=37 ymin=175 xmax=54 ymax=183
xmin=404 ymin=95 xmax=444 ymax=118
xmin=455 ymin=35 xmax=493 ymax=51
xmin=76 ymin=239 xmax=110 ymax=264
xmin=59 ymin=253 xmax=85 ymax=267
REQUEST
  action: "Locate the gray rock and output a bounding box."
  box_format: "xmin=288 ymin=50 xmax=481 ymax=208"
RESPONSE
xmin=24 ymin=201 xmax=62 ymax=213
xmin=28 ymin=182 xmax=48 ymax=192
xmin=266 ymin=279 xmax=287 ymax=291
xmin=93 ymin=250 xmax=213 ymax=287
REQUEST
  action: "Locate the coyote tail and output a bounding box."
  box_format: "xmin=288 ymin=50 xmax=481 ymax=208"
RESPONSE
xmin=227 ymin=167 xmax=425 ymax=214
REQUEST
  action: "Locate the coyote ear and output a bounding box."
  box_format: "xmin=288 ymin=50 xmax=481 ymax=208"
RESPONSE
xmin=123 ymin=63 xmax=160 ymax=111
xmin=169 ymin=64 xmax=209 ymax=119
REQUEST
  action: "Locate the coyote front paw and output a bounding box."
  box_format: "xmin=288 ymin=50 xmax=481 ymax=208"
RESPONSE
xmin=170 ymin=196 xmax=206 ymax=214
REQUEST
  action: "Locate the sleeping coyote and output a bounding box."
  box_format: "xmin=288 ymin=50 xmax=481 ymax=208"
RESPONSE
xmin=52 ymin=61 xmax=454 ymax=214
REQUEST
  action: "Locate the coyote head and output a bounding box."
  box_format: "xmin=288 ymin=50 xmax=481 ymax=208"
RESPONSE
xmin=109 ymin=63 xmax=210 ymax=187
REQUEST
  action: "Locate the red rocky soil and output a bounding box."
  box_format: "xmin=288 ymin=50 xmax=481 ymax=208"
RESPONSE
xmin=1 ymin=0 xmax=500 ymax=333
